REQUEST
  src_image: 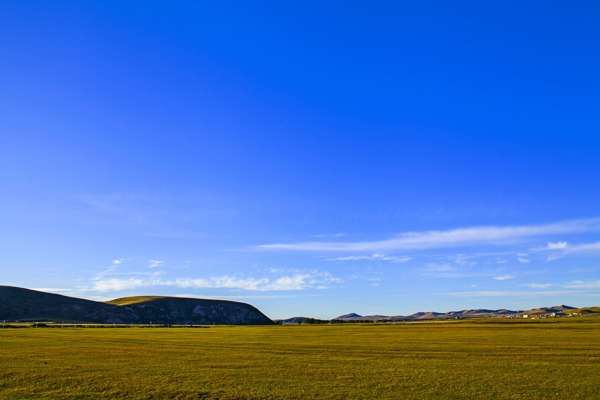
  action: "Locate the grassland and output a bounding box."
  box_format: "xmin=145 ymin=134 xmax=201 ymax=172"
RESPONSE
xmin=1 ymin=319 xmax=599 ymax=399
xmin=104 ymin=296 xmax=164 ymax=306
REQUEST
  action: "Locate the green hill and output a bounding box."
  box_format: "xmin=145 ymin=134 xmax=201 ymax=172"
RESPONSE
xmin=572 ymin=306 xmax=600 ymax=314
xmin=0 ymin=286 xmax=274 ymax=325
xmin=105 ymin=296 xmax=165 ymax=306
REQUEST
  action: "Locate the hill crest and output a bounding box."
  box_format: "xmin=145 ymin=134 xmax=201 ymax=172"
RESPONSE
xmin=0 ymin=286 xmax=274 ymax=325
xmin=328 ymin=305 xmax=596 ymax=322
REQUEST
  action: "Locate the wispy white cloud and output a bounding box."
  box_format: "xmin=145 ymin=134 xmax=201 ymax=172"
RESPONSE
xmin=569 ymin=241 xmax=600 ymax=252
xmin=529 ymin=240 xmax=600 ymax=262
xmin=95 ymin=262 xmax=161 ymax=281
xmin=96 ymin=262 xmax=122 ymax=280
xmin=148 ymin=259 xmax=163 ymax=268
xmin=563 ymin=280 xmax=600 ymax=289
xmin=327 ymin=253 xmax=412 ymax=263
xmin=525 ymin=283 xmax=553 ymax=289
xmin=446 ymin=290 xmax=574 ymax=298
xmin=423 ymin=263 xmax=457 ymax=273
xmin=91 ymin=270 xmax=340 ymax=292
xmin=256 ymin=218 xmax=600 ymax=252
xmin=171 ymin=276 xmax=271 ymax=291
xmin=518 ymin=257 xmax=530 ymax=264
xmin=420 ymin=263 xmax=463 ymax=279
xmin=448 ymin=254 xmax=477 ymax=267
xmin=368 ymin=277 xmax=382 ymax=287
xmin=546 ymin=253 xmax=564 ymax=262
xmin=567 ymin=267 xmax=597 ymax=274
xmin=312 ymin=233 xmax=345 ymax=238
xmin=447 ymin=279 xmax=600 ymax=298
xmin=94 ymin=278 xmax=148 ymax=291
xmin=494 ymin=275 xmax=514 ymax=281
xmin=532 ymin=240 xmax=600 ymax=255
xmin=547 ymin=241 xmax=568 ymax=250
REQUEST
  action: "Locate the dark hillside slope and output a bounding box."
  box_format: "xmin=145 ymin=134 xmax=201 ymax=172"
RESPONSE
xmin=0 ymin=286 xmax=130 ymax=323
xmin=0 ymin=286 xmax=274 ymax=325
xmin=107 ymin=295 xmax=274 ymax=325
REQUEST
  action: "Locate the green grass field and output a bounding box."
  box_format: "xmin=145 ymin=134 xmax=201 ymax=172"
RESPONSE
xmin=1 ymin=319 xmax=599 ymax=399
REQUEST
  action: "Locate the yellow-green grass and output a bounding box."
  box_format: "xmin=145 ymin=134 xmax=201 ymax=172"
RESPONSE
xmin=573 ymin=306 xmax=600 ymax=314
xmin=104 ymin=296 xmax=165 ymax=306
xmin=1 ymin=319 xmax=599 ymax=399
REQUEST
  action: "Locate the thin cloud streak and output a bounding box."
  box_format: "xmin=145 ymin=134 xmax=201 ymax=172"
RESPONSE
xmin=530 ymin=240 xmax=600 ymax=262
xmin=567 ymin=241 xmax=600 ymax=252
xmin=532 ymin=240 xmax=600 ymax=253
xmin=91 ymin=272 xmax=340 ymax=292
xmin=564 ymin=280 xmax=600 ymax=289
xmin=526 ymin=283 xmax=553 ymax=289
xmin=447 ymin=279 xmax=600 ymax=298
xmin=446 ymin=290 xmax=578 ymax=298
xmin=326 ymin=253 xmax=412 ymax=263
xmin=256 ymin=218 xmax=600 ymax=252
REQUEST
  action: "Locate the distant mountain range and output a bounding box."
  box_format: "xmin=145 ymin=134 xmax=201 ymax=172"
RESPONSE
xmin=330 ymin=306 xmax=579 ymax=321
xmin=3 ymin=286 xmax=597 ymax=326
xmin=0 ymin=286 xmax=274 ymax=325
xmin=279 ymin=305 xmax=599 ymax=324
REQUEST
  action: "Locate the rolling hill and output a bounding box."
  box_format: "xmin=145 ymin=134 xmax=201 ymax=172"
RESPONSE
xmin=331 ymin=305 xmax=594 ymax=322
xmin=0 ymin=286 xmax=274 ymax=325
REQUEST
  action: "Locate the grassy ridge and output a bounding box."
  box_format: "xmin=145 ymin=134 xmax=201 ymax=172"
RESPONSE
xmin=573 ymin=306 xmax=600 ymax=314
xmin=104 ymin=296 xmax=165 ymax=306
xmin=1 ymin=320 xmax=599 ymax=399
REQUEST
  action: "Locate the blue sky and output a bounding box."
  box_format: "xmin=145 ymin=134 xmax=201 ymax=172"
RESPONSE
xmin=1 ymin=1 xmax=599 ymax=319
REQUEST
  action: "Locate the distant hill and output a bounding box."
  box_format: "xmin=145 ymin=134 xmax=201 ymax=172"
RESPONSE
xmin=278 ymin=316 xmax=310 ymax=324
xmin=526 ymin=305 xmax=576 ymax=315
xmin=0 ymin=286 xmax=274 ymax=325
xmin=572 ymin=306 xmax=600 ymax=314
xmin=334 ymin=313 xmax=363 ymax=320
xmin=328 ymin=305 xmax=595 ymax=322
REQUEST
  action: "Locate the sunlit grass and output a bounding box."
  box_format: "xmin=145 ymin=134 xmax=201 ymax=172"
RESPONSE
xmin=1 ymin=319 xmax=599 ymax=399
xmin=104 ymin=296 xmax=165 ymax=306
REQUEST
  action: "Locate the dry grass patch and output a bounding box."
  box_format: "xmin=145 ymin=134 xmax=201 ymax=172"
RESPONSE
xmin=1 ymin=319 xmax=599 ymax=399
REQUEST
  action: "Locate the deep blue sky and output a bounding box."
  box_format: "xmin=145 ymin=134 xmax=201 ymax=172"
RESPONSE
xmin=1 ymin=1 xmax=599 ymax=319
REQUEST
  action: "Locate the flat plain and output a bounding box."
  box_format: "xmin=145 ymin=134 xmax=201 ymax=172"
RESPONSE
xmin=1 ymin=319 xmax=599 ymax=399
